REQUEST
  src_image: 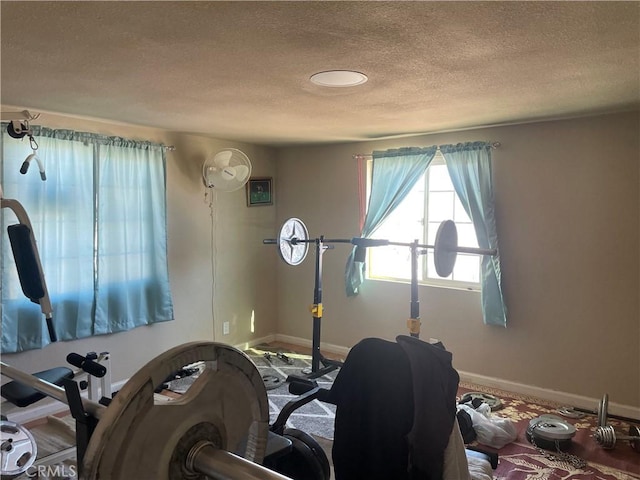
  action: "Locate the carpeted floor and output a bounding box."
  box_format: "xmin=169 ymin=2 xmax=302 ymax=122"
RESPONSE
xmin=12 ymin=347 xmax=639 ymax=480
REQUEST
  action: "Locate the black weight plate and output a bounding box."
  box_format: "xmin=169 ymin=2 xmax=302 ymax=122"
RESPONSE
xmin=284 ymin=428 xmax=330 ymax=480
xmin=526 ymin=426 xmax=573 ymax=452
xmin=272 ymin=428 xmax=329 ymax=480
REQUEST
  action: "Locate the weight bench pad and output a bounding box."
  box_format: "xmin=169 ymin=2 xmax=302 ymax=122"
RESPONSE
xmin=1 ymin=367 xmax=73 ymax=407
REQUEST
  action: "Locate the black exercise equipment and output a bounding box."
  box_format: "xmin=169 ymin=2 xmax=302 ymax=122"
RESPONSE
xmin=1 ymin=367 xmax=74 ymax=408
xmin=265 ymin=218 xmax=498 ymax=352
xmin=66 ymin=352 xmax=107 ymax=378
xmin=264 ymin=428 xmax=329 ymax=480
xmin=3 ymin=198 xmax=56 ymax=342
xmin=277 ymin=429 xmax=330 ymax=480
xmin=264 ymin=218 xmax=347 ymax=378
xmin=269 ymin=383 xmax=332 ymax=480
xmin=1 ymin=197 xmax=298 ymax=480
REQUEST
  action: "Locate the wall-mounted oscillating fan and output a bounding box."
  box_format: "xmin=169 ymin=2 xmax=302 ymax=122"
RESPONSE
xmin=202 ymin=148 xmax=252 ymax=191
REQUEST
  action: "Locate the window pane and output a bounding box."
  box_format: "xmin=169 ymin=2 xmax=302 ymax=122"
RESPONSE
xmin=428 ymin=164 xmax=452 ymax=191
xmin=369 ymin=245 xmax=412 ymax=280
xmin=368 ymin=176 xmax=424 ymax=281
xmin=456 ymin=223 xmax=479 ymax=248
xmin=427 ymin=221 xmax=441 ymax=245
xmin=452 ymin=254 xmax=481 ymax=283
xmin=454 ymin=196 xmax=470 ymax=223
xmin=372 ymin=176 xmax=424 ymax=240
xmin=428 ymin=191 xmax=454 ymax=222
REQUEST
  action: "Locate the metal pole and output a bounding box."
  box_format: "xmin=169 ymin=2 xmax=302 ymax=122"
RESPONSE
xmin=189 ymin=442 xmax=293 ymax=480
xmin=311 ymin=237 xmax=324 ymax=373
xmin=385 ymin=240 xmax=496 ymax=257
xmin=409 ymin=241 xmax=420 ymax=338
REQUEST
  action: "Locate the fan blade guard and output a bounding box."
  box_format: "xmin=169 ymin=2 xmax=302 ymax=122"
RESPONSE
xmin=202 ymin=149 xmax=252 ymax=192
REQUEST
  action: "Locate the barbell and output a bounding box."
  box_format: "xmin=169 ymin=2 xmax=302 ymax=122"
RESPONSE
xmin=265 ymin=217 xmax=496 ymax=277
xmin=594 ymin=424 xmax=640 ymax=452
xmin=558 ymin=393 xmax=640 ymax=427
xmin=1 ymin=342 xmax=294 ymax=480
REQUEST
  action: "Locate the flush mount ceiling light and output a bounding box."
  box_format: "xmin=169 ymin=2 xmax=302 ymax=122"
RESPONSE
xmin=310 ymin=70 xmax=368 ymax=87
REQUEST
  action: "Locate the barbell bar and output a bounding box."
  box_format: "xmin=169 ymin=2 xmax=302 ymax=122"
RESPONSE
xmin=1 ymin=342 xmax=294 ymax=480
xmin=265 ymin=217 xmax=497 ymax=277
xmin=558 ymin=393 xmax=640 ymax=427
xmin=188 ymin=441 xmax=294 ymax=480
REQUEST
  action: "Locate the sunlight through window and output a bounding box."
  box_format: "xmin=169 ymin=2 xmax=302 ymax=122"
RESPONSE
xmin=367 ymin=152 xmax=481 ymax=290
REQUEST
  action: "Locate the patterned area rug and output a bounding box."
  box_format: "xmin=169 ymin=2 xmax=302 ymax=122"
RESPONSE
xmin=244 ymin=345 xmax=339 ymax=440
xmin=458 ymin=382 xmax=640 ymax=480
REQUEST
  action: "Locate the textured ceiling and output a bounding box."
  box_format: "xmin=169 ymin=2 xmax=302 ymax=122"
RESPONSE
xmin=1 ymin=1 xmax=639 ymax=146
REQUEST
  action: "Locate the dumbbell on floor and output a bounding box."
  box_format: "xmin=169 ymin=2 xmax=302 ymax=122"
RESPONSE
xmin=594 ymin=425 xmax=640 ymax=452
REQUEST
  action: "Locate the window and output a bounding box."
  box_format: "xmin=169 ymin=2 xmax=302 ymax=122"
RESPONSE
xmin=1 ymin=126 xmax=174 ymax=353
xmin=366 ymin=151 xmax=481 ymax=290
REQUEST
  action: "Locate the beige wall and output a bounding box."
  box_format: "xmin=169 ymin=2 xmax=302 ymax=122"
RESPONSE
xmin=274 ymin=111 xmax=640 ymax=407
xmin=2 ymin=108 xmax=638 ymax=409
xmin=1 ymin=109 xmax=279 ymax=384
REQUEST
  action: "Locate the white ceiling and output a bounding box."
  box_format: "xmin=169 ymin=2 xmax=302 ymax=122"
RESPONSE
xmin=1 ymin=1 xmax=639 ymax=147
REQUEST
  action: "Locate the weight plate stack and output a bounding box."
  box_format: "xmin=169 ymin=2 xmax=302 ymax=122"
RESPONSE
xmin=526 ymin=415 xmax=576 ymax=452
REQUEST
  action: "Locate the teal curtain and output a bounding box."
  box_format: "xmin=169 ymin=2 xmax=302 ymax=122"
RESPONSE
xmin=1 ymin=125 xmax=174 ymax=352
xmin=345 ymin=146 xmax=437 ymax=296
xmin=441 ymin=142 xmax=507 ymax=327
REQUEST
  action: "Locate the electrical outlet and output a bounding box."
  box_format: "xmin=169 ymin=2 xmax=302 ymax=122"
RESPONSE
xmin=223 ymin=321 xmax=230 ymax=335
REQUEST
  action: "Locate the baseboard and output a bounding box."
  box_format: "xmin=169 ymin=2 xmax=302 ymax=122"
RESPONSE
xmin=233 ymin=334 xmax=277 ymax=351
xmin=458 ymin=370 xmax=640 ymax=421
xmin=273 ymin=334 xmax=351 ymax=358
xmin=1 ymin=378 xmax=129 ymax=425
xmin=242 ymin=334 xmax=640 ymax=420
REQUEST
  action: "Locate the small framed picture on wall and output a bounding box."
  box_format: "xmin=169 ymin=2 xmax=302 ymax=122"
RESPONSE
xmin=246 ymin=177 xmax=273 ymax=206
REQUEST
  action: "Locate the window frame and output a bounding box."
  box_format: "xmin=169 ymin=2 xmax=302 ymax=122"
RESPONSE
xmin=365 ymin=152 xmax=482 ymax=292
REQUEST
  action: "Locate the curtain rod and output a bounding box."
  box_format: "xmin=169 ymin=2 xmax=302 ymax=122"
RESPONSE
xmin=352 ymin=141 xmax=501 ymax=159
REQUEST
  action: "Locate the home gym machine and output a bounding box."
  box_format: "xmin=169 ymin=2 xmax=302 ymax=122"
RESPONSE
xmin=1 ymin=342 xmax=307 ymax=480
xmin=0 ymin=195 xmax=321 ymax=480
xmin=264 ymin=218 xmax=498 ymax=375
